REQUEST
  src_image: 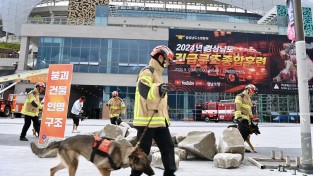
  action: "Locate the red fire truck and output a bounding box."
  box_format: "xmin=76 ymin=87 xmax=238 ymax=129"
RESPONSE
xmin=195 ymin=99 xmax=258 ymax=122
xmin=0 ymin=68 xmax=48 ymax=117
xmin=0 ymin=93 xmax=27 ymax=117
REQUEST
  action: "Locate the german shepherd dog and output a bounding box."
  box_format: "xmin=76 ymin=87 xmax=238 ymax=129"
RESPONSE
xmin=228 ymin=122 xmax=261 ymax=153
xmin=30 ymin=135 xmax=154 ymax=176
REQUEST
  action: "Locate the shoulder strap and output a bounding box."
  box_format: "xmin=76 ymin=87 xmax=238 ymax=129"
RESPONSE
xmin=239 ymin=93 xmax=245 ymax=98
xmin=145 ymin=66 xmax=154 ymax=74
xmin=28 ymin=90 xmax=35 ymax=95
xmin=117 ymin=97 xmax=123 ymax=102
xmin=136 ymin=66 xmax=154 ymax=82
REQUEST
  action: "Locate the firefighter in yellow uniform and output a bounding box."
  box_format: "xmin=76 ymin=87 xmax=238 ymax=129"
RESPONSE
xmin=234 ymin=84 xmax=258 ymax=152
xmin=106 ymin=91 xmax=126 ymax=125
xmin=131 ymin=45 xmax=176 ymax=176
xmin=19 ymin=82 xmax=45 ymax=141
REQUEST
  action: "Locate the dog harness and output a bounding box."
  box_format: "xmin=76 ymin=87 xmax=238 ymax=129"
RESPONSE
xmin=90 ymin=136 xmax=121 ymax=170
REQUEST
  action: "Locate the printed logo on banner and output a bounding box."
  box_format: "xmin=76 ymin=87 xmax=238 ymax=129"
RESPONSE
xmin=176 ymin=35 xmax=185 ymax=40
xmin=38 ymin=64 xmax=73 ymax=144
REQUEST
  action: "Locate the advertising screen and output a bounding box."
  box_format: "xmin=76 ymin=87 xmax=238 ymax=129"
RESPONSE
xmin=168 ymin=29 xmax=313 ymax=94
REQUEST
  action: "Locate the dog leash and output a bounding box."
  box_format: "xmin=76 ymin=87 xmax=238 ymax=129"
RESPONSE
xmin=135 ymin=90 xmax=167 ymax=148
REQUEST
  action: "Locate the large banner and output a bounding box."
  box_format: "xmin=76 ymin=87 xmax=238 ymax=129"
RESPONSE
xmin=39 ymin=64 xmax=73 ymax=144
xmin=168 ymin=29 xmax=313 ymax=94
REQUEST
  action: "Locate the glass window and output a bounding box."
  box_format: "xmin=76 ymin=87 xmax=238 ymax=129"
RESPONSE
xmin=39 ymin=38 xmax=43 ymax=47
xmin=101 ymin=39 xmax=108 ymax=49
xmin=119 ymin=66 xmax=128 ymax=74
xmin=99 ymin=49 xmax=108 ymax=63
xmin=138 ymin=49 xmax=150 ymax=64
xmin=79 ymin=65 xmax=89 ymax=73
xmin=81 ymin=38 xmax=91 ymax=48
xmin=80 ymin=47 xmax=90 ymax=62
xmin=139 ymin=40 xmax=149 ymax=50
xmin=99 ymin=65 xmax=107 ymax=73
xmin=62 ymin=55 xmax=70 ymax=64
xmin=73 ymin=65 xmax=79 ymax=72
xmin=90 ymin=47 xmax=100 ymax=62
xmin=89 ymin=65 xmax=99 ymax=73
xmin=51 ymin=47 xmax=60 ymax=62
xmin=91 ymin=39 xmax=101 ymax=48
xmin=112 ymin=39 xmax=120 ymax=48
xmin=119 ymin=40 xmax=129 ymax=49
xmin=111 ymin=49 xmax=120 ymax=63
xmin=111 ymin=63 xmax=119 ymax=73
xmin=62 ymin=47 xmax=71 ymax=63
xmin=70 ymin=48 xmax=80 ymax=62
xmin=128 ymin=66 xmax=140 ymax=74
xmin=42 ymin=47 xmax=51 ymax=62
xmin=72 ymin=38 xmax=82 ymax=47
xmin=129 ymin=40 xmax=139 ymax=50
xmin=129 ymin=49 xmax=138 ymax=63
xmin=64 ymin=38 xmax=72 ymax=47
xmin=119 ymin=49 xmax=129 ymax=63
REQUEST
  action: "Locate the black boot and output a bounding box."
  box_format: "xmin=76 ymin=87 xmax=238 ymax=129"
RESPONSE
xmin=19 ymin=137 xmax=28 ymax=141
xmin=245 ymin=148 xmax=251 ymax=153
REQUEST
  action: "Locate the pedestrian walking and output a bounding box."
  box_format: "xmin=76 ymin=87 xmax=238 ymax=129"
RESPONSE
xmin=71 ymin=96 xmax=85 ymax=133
xmin=131 ymin=45 xmax=176 ymax=176
xmin=19 ymin=82 xmax=45 ymax=141
xmin=106 ymin=91 xmax=126 ymax=125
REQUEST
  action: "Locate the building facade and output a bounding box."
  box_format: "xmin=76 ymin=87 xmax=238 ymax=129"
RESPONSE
xmin=12 ymin=0 xmax=313 ymax=121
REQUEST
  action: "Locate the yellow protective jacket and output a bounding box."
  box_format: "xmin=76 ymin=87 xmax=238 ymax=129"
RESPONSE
xmin=107 ymin=97 xmax=126 ymax=118
xmin=234 ymin=90 xmax=253 ymax=122
xmin=21 ymin=88 xmax=43 ymax=117
xmin=133 ymin=59 xmax=170 ymax=128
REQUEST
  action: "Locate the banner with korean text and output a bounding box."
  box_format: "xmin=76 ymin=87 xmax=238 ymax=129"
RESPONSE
xmin=168 ymin=29 xmax=313 ymax=94
xmin=39 ymin=64 xmax=73 ymax=144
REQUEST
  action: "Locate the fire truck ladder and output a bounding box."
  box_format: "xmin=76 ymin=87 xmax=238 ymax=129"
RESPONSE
xmin=0 ymin=68 xmax=49 ymax=94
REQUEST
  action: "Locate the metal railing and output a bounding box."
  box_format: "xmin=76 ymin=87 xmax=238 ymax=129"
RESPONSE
xmin=0 ymin=53 xmax=19 ymax=58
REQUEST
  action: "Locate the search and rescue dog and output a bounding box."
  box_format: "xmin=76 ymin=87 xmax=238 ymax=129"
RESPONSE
xmin=227 ymin=122 xmax=260 ymax=153
xmin=30 ymin=135 xmax=154 ymax=176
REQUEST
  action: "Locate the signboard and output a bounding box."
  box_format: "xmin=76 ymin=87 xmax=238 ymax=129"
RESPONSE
xmin=168 ymin=29 xmax=313 ymax=94
xmin=39 ymin=64 xmax=73 ymax=144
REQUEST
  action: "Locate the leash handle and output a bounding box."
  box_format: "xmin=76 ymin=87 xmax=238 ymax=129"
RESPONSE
xmin=135 ymin=90 xmax=167 ymax=148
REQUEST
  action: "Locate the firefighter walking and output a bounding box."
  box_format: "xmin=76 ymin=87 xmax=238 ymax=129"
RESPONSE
xmin=131 ymin=45 xmax=176 ymax=176
xmin=106 ymin=91 xmax=126 ymax=125
xmin=19 ymin=82 xmax=45 ymax=141
xmin=234 ymin=84 xmax=258 ymax=152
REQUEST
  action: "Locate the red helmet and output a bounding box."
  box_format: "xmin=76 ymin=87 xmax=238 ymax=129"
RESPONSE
xmin=151 ymin=45 xmax=174 ymax=60
xmin=112 ymin=91 xmax=118 ymax=97
xmin=245 ymin=84 xmax=258 ymax=94
xmin=35 ymin=82 xmax=45 ymax=89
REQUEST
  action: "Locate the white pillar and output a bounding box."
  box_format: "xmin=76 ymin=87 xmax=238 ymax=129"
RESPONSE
xmin=17 ymin=36 xmax=30 ymax=71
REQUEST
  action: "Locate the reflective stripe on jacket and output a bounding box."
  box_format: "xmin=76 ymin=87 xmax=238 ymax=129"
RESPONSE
xmin=133 ymin=59 xmax=170 ymax=128
xmin=21 ymin=88 xmax=43 ymax=117
xmin=234 ymin=90 xmax=252 ymax=122
xmin=107 ymin=97 xmax=126 ymax=118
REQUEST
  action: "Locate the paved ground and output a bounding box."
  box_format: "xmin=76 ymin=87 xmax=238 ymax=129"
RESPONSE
xmin=0 ymin=117 xmax=312 ymax=176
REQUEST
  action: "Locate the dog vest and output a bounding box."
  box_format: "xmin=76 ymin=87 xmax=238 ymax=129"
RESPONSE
xmin=90 ymin=136 xmax=121 ymax=170
xmin=93 ymin=136 xmax=111 ymax=153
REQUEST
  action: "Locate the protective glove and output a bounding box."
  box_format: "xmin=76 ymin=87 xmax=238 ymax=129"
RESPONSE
xmin=160 ymin=83 xmax=176 ymax=93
